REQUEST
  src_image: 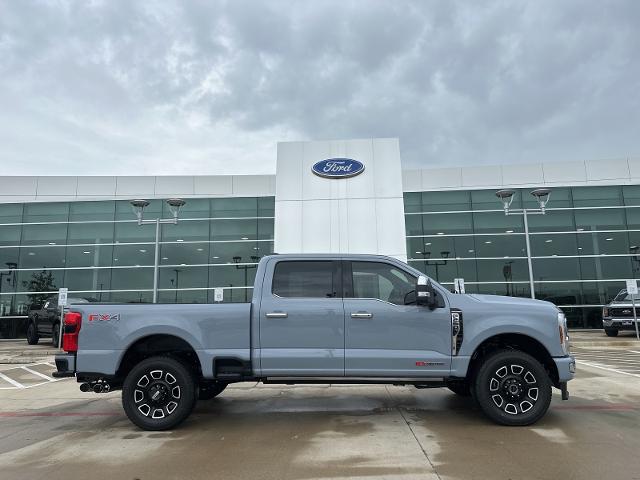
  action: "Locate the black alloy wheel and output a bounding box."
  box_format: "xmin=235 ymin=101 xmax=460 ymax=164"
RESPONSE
xmin=122 ymin=356 xmax=196 ymax=431
xmin=473 ymin=350 xmax=551 ymax=426
xmin=26 ymin=322 xmax=39 ymax=345
xmin=604 ymin=328 xmax=619 ymax=337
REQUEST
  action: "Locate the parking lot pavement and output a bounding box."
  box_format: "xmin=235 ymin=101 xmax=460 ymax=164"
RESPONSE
xmin=572 ymin=346 xmax=640 ymax=377
xmin=0 ymin=361 xmax=639 ymax=480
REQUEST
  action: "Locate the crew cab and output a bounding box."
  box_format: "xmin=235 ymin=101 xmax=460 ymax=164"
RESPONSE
xmin=54 ymin=254 xmax=575 ymax=430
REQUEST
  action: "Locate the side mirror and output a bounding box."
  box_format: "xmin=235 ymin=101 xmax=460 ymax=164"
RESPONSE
xmin=416 ymin=275 xmax=437 ymax=309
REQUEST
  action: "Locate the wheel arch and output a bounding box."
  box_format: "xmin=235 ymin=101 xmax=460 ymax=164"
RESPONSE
xmin=467 ymin=333 xmax=559 ymax=387
xmin=116 ymin=334 xmax=202 ymax=381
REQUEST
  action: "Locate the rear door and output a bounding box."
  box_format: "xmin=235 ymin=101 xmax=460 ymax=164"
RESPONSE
xmin=344 ymin=260 xmax=451 ymax=377
xmin=259 ymin=259 xmax=344 ymax=376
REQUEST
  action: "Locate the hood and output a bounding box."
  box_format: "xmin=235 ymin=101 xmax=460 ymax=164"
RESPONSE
xmin=465 ymin=294 xmax=555 ymax=309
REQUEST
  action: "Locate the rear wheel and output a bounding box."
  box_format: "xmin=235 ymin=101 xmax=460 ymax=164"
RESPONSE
xmin=26 ymin=322 xmax=39 ymax=345
xmin=604 ymin=328 xmax=619 ymax=337
xmin=122 ymin=356 xmax=196 ymax=431
xmin=473 ymin=350 xmax=551 ymax=426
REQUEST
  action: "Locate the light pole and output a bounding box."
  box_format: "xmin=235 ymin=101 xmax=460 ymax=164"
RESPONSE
xmin=422 ymin=251 xmax=450 ymax=282
xmin=232 ymin=255 xmax=260 ymax=302
xmin=130 ymin=198 xmax=186 ymax=303
xmin=496 ymin=188 xmax=551 ymax=299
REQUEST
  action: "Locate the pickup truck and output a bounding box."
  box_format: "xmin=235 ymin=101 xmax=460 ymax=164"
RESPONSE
xmin=54 ymin=254 xmax=575 ymax=431
xmin=602 ymin=289 xmax=640 ymax=336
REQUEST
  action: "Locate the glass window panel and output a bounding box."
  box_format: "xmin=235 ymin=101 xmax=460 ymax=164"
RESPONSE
xmin=112 ymin=244 xmax=154 ymax=266
xmin=472 ymin=212 xmax=524 ymax=234
xmin=207 ymin=287 xmax=253 ymax=303
xmin=110 ymin=267 xmax=153 ymax=290
xmin=23 ymin=202 xmax=69 ymax=223
xmin=623 ymin=185 xmax=640 ymax=206
xmin=624 ymin=208 xmax=640 ymax=230
xmin=530 ymin=233 xmax=578 ymax=256
xmin=108 ymin=290 xmax=152 ymax=303
xmin=258 ymin=219 xmax=274 ymax=240
xmin=17 ymin=269 xmax=63 ymax=294
xmin=161 ymin=220 xmax=209 ymax=242
xmin=21 ymin=223 xmax=68 ymax=245
xmin=403 ymin=193 xmax=422 ymax=214
xmin=67 ymin=222 xmax=114 ymax=245
xmin=0 ymin=204 xmax=23 ymax=223
xmin=210 ymin=198 xmax=257 ymax=218
xmin=159 ymin=289 xmax=208 ymax=304
xmin=272 ymin=261 xmax=335 ymax=298
xmin=19 ymin=247 xmax=66 ymax=269
xmin=160 ymin=242 xmax=209 ymax=266
xmin=210 ymin=241 xmax=265 ymax=265
xmin=535 ymin=282 xmax=582 ymax=305
xmin=474 ymin=282 xmax=531 ymax=298
xmin=404 ymin=215 xmax=423 ymax=237
xmin=421 ymin=191 xmax=471 ymax=212
xmin=473 ymin=234 xmax=526 ymax=258
xmin=574 ymin=208 xmax=626 ymax=231
xmin=210 ymin=265 xmax=258 ymax=289
xmin=0 ymin=248 xmax=19 ymax=269
xmin=351 ymin=261 xmax=416 ymax=305
xmin=579 ymin=256 xmax=632 ymax=280
xmin=532 ymin=258 xmax=579 ymax=281
xmin=159 ymin=266 xmax=208 ymax=289
xmin=582 ymin=281 xmax=623 ymax=305
xmin=63 ymin=269 xmax=111 ymax=294
xmin=69 ymin=201 xmax=115 ymax=221
xmin=527 ymin=210 xmax=575 ymax=232
xmin=114 ymin=222 xmax=155 ymax=243
xmin=211 ymin=219 xmax=258 ymax=241
xmin=571 ymin=186 xmax=622 ymax=207
xmin=576 ymin=232 xmax=629 ymax=256
xmin=2 ymin=294 xmax=47 ymax=319
xmin=115 ymin=199 xmax=162 ymax=220
xmin=420 ymin=213 xmax=473 ymax=235
xmin=258 ymin=197 xmax=275 ymax=217
xmin=66 ymin=245 xmax=114 ymax=268
xmin=477 ymin=259 xmax=529 ymax=283
xmin=0 ymin=225 xmax=21 ymax=246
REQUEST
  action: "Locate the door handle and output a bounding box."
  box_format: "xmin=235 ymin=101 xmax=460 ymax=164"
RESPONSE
xmin=351 ymin=312 xmax=373 ymax=319
xmin=265 ymin=312 xmax=288 ymax=318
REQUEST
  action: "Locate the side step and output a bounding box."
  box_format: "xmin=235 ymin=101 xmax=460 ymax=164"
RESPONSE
xmin=262 ymin=377 xmax=447 ymax=386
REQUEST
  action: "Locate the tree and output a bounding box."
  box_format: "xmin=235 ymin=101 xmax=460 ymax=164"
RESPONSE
xmin=22 ymin=269 xmax=57 ymax=307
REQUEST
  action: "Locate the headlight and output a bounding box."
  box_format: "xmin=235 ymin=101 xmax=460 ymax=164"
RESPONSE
xmin=602 ymin=307 xmax=609 ymax=318
xmin=558 ymin=311 xmax=570 ymax=354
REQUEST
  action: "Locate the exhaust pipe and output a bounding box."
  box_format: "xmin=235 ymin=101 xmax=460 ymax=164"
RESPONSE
xmin=93 ymin=383 xmax=104 ymax=393
xmin=80 ymin=383 xmax=91 ymax=392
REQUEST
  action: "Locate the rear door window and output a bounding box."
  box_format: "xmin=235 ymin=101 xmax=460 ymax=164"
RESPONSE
xmin=272 ymin=261 xmax=339 ymax=298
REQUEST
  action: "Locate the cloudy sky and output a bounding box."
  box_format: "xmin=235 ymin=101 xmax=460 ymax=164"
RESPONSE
xmin=0 ymin=0 xmax=638 ymax=175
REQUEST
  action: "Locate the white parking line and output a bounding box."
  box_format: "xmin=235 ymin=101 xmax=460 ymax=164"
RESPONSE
xmin=20 ymin=366 xmax=55 ymax=382
xmin=576 ymin=360 xmax=640 ymax=378
xmin=0 ymin=371 xmax=25 ymax=389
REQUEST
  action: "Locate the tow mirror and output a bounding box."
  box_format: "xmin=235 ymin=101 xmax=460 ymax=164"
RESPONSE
xmin=416 ymin=275 xmax=437 ymax=309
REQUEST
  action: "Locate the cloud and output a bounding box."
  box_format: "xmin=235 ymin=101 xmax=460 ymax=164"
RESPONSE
xmin=0 ymin=0 xmax=638 ymax=175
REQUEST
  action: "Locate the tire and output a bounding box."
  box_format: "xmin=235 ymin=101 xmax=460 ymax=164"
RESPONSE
xmin=473 ymin=350 xmax=551 ymax=426
xmin=26 ymin=322 xmax=39 ymax=345
xmin=198 ymin=382 xmax=227 ymax=400
xmin=604 ymin=328 xmax=619 ymax=337
xmin=122 ymin=356 xmax=197 ymax=431
xmin=447 ymin=380 xmax=472 ymax=397
xmin=51 ymin=323 xmax=60 ymax=347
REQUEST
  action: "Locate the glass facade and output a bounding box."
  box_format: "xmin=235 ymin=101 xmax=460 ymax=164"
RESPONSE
xmin=405 ymin=185 xmax=640 ymax=328
xmin=0 ymin=197 xmax=274 ymax=338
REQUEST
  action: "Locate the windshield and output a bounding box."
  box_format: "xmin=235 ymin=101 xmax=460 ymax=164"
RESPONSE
xmin=613 ymin=290 xmax=635 ymax=302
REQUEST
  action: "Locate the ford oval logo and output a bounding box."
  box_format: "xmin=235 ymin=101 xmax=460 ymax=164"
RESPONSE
xmin=312 ymin=158 xmax=365 ymax=179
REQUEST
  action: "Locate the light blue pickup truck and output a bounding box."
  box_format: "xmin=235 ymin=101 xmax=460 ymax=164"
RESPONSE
xmin=54 ymin=254 xmax=575 ymax=430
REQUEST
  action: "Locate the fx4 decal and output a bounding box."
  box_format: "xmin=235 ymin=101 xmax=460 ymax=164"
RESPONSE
xmin=88 ymin=313 xmax=121 ymax=322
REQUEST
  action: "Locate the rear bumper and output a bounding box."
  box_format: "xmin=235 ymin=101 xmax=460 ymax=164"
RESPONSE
xmin=554 ymin=355 xmax=576 ymax=383
xmin=52 ymin=353 xmax=76 ymax=378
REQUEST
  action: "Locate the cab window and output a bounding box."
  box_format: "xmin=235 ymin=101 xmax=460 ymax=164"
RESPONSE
xmin=350 ymin=262 xmax=416 ymax=305
xmin=272 ymin=261 xmax=339 ymax=298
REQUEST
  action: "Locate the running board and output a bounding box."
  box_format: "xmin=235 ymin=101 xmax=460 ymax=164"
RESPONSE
xmin=262 ymin=377 xmax=446 ymax=386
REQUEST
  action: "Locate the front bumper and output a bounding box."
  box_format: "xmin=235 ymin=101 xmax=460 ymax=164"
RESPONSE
xmin=52 ymin=353 xmax=76 ymax=378
xmin=554 ymin=355 xmax=576 ymax=383
xmin=603 ymin=318 xmax=639 ymax=330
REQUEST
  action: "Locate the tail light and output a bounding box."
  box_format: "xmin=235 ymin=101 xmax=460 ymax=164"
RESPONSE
xmin=63 ymin=312 xmax=82 ymax=353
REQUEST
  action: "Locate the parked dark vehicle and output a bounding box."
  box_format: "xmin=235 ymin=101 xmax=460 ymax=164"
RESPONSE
xmin=27 ymin=296 xmax=97 ymax=345
xmin=602 ymin=290 xmax=640 ymax=336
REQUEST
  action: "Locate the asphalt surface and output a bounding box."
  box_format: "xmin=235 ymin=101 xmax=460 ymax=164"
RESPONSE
xmin=0 ymin=351 xmax=639 ymax=480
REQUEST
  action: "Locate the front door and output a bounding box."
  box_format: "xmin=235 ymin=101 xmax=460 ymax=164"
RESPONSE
xmin=259 ymin=259 xmax=344 ymax=376
xmin=344 ymin=260 xmax=451 ymax=377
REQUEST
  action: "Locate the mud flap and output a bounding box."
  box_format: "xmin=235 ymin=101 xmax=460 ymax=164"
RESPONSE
xmin=560 ymin=382 xmax=569 ymax=400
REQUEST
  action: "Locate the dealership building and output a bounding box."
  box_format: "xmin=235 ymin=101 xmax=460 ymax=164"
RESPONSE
xmin=1 ymin=137 xmax=640 ymax=337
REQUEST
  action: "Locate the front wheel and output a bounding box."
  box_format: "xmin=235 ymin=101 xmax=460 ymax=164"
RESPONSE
xmin=473 ymin=350 xmax=551 ymax=426
xmin=122 ymin=356 xmax=197 ymax=431
xmin=26 ymin=322 xmax=39 ymax=345
xmin=604 ymin=328 xmax=619 ymax=337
